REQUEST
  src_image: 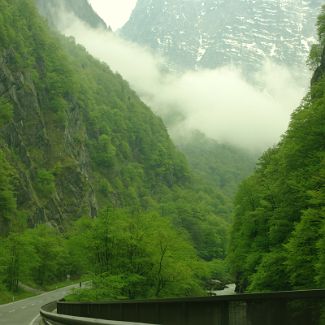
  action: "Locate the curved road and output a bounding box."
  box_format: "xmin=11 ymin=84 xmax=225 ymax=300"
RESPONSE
xmin=0 ymin=284 xmax=77 ymax=325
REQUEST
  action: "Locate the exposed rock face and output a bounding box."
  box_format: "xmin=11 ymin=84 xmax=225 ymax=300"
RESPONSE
xmin=0 ymin=0 xmax=191 ymax=232
xmin=312 ymin=46 xmax=325 ymax=84
xmin=121 ymin=0 xmax=322 ymax=74
xmin=36 ymin=0 xmax=107 ymax=30
xmin=0 ymin=50 xmax=97 ymax=229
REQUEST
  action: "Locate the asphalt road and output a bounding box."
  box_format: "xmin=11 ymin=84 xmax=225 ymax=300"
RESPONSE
xmin=0 ymin=284 xmax=77 ymax=325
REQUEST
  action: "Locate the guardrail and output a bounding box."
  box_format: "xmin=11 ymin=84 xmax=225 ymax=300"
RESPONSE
xmin=40 ymin=301 xmax=159 ymax=325
xmin=55 ymin=289 xmax=325 ymax=325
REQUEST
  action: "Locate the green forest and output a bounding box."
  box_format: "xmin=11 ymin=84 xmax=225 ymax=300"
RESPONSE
xmin=228 ymin=6 xmax=325 ymax=293
xmin=0 ymin=0 xmax=229 ymax=302
xmin=0 ymin=0 xmax=324 ymax=305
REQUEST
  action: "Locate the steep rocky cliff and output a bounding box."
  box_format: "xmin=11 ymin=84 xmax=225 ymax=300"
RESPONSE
xmin=0 ymin=49 xmax=97 ymax=229
xmin=36 ymin=0 xmax=107 ymax=29
xmin=0 ymin=0 xmax=190 ymax=233
xmin=121 ymin=0 xmax=322 ymax=74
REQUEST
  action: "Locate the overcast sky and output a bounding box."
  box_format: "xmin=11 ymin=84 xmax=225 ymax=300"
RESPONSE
xmin=88 ymin=0 xmax=137 ymax=30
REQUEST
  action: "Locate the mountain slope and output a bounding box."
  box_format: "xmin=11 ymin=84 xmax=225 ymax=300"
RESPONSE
xmin=36 ymin=0 xmax=107 ymax=30
xmin=0 ymin=0 xmax=232 ymax=266
xmin=0 ymin=0 xmax=190 ymax=233
xmin=0 ymin=1 xmax=235 ymax=298
xmin=121 ymin=0 xmax=321 ymax=74
xmin=228 ymin=7 xmax=325 ymax=292
xmin=176 ymin=131 xmax=257 ymax=197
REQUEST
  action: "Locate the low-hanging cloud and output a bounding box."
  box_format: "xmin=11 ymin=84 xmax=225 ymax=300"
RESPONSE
xmin=58 ymin=14 xmax=308 ymax=151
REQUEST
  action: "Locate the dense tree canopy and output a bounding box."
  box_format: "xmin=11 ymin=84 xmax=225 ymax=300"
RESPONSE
xmin=0 ymin=0 xmax=231 ymax=300
xmin=228 ymin=8 xmax=325 ymax=292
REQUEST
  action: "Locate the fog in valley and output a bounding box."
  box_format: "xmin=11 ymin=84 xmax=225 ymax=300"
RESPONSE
xmin=1 ymin=1 xmax=324 ymax=318
xmin=59 ymin=13 xmax=307 ymax=151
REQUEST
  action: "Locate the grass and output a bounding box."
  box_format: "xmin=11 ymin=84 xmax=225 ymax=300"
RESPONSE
xmin=0 ymin=279 xmax=78 ymax=305
xmin=0 ymin=288 xmax=36 ymax=305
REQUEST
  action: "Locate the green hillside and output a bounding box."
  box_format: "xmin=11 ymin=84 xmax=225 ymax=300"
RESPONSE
xmin=228 ymin=6 xmax=325 ymax=293
xmin=0 ymin=0 xmax=230 ymax=299
xmin=36 ymin=0 xmax=107 ymax=29
xmin=0 ymin=0 xmax=192 ymax=232
xmin=176 ymin=131 xmax=257 ymax=198
xmin=34 ymin=0 xmax=258 ymax=223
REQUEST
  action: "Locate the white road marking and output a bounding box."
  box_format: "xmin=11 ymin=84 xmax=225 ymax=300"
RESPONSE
xmin=28 ymin=313 xmax=41 ymax=325
xmin=9 ymin=309 xmax=15 ymax=313
xmin=21 ymin=305 xmax=27 ymax=309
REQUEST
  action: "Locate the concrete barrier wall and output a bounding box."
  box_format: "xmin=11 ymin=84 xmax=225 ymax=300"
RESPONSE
xmin=40 ymin=301 xmax=158 ymax=325
xmin=57 ymin=289 xmax=325 ymax=325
